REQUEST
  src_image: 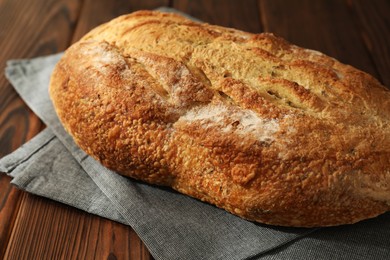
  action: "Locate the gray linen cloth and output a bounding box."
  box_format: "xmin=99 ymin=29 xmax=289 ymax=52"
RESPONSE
xmin=1 ymin=9 xmax=389 ymax=260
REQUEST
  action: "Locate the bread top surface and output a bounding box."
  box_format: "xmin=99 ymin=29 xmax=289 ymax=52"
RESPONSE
xmin=49 ymin=10 xmax=390 ymax=227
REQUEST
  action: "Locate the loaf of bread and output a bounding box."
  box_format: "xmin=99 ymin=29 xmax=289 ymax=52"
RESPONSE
xmin=49 ymin=10 xmax=390 ymax=227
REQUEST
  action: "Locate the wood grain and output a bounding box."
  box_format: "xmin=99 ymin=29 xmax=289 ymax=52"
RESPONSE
xmin=0 ymin=176 xmax=22 ymax=258
xmin=348 ymin=0 xmax=390 ymax=87
xmin=173 ymin=0 xmax=262 ymax=33
xmin=0 ymin=0 xmax=81 ymax=92
xmin=71 ymin=0 xmax=169 ymax=43
xmin=0 ymin=0 xmax=82 ymax=163
xmin=4 ymin=193 xmax=152 ymax=259
xmin=71 ymin=0 xmax=131 ymax=43
xmin=0 ymin=97 xmax=40 ymax=257
xmin=0 ymin=0 xmax=82 ymax=258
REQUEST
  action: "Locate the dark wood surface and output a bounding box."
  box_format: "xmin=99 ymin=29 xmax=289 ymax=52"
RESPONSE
xmin=0 ymin=0 xmax=389 ymax=259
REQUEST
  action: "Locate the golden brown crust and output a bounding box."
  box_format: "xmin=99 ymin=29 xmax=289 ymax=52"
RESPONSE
xmin=49 ymin=10 xmax=390 ymax=227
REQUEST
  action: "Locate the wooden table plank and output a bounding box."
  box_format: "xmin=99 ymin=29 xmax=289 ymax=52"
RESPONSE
xmin=0 ymin=0 xmax=81 ymax=153
xmin=70 ymin=0 xmax=134 ymax=43
xmin=0 ymin=177 xmax=22 ymax=258
xmin=71 ymin=0 xmax=170 ymax=43
xmin=0 ymin=0 xmax=81 ymax=82
xmin=4 ymin=193 xmax=151 ymax=259
xmin=173 ymin=0 xmax=262 ymax=33
xmin=0 ymin=0 xmax=82 ymax=258
xmin=348 ymin=0 xmax=390 ymax=87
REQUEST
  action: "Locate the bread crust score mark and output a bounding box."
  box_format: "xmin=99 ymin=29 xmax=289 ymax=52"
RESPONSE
xmin=49 ymin=10 xmax=390 ymax=227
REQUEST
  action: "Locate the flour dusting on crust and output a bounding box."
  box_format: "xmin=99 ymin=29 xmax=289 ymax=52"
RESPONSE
xmin=180 ymin=103 xmax=280 ymax=142
xmin=80 ymin=41 xmax=128 ymax=71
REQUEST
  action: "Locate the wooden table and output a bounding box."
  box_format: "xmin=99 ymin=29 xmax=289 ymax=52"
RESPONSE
xmin=0 ymin=0 xmax=389 ymax=259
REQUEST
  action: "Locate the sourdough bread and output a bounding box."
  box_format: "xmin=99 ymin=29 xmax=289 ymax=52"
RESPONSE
xmin=49 ymin=11 xmax=390 ymax=227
